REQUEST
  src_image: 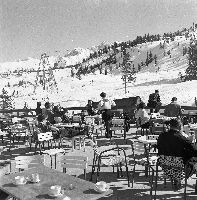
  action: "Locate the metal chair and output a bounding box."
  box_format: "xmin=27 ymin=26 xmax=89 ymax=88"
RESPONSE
xmin=71 ymin=115 xmax=82 ymax=125
xmin=13 ymin=155 xmax=46 ymax=172
xmin=84 ymin=116 xmax=95 ymax=137
xmin=135 ymin=117 xmax=150 ymax=136
xmin=35 ymin=132 xmax=54 ymax=154
xmin=129 ymin=139 xmax=156 ymax=196
xmin=10 ymin=124 xmax=28 ymax=145
xmin=60 ymin=155 xmax=88 ymax=179
xmin=110 ymin=118 xmax=126 ymax=139
xmin=150 ymin=121 xmax=166 ymax=135
xmin=90 ymin=141 xmax=130 ymax=187
xmin=188 ymin=111 xmax=197 ymax=123
xmin=71 ymin=135 xmax=86 ymax=152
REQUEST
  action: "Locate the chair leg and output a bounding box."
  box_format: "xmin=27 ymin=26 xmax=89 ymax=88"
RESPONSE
xmin=154 ymin=164 xmax=159 ymax=200
xmin=132 ymin=163 xmax=136 ymax=187
xmin=125 ymin=165 xmax=130 ymax=187
xmin=83 ymin=138 xmax=85 ymax=152
xmin=149 ymin=167 xmax=154 ymax=196
xmin=39 ymin=143 xmax=42 ymax=154
xmin=72 ymin=138 xmax=74 ymax=152
xmin=90 ymin=155 xmax=97 ymax=181
xmin=84 ymin=169 xmax=86 ymax=180
xmin=184 ymin=175 xmax=187 ymax=200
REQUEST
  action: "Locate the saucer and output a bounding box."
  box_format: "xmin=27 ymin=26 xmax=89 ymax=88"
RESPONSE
xmin=31 ymin=179 xmax=40 ymax=183
xmin=94 ymin=185 xmax=110 ymax=193
xmin=16 ymin=180 xmax=27 ymax=185
xmin=50 ymin=191 xmax=64 ymax=197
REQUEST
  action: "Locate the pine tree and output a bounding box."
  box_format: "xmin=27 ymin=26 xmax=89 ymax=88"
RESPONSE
xmin=0 ymin=88 xmax=14 ymax=110
xmin=185 ymin=41 xmax=197 ymax=80
xmin=121 ymin=52 xmax=136 ymax=94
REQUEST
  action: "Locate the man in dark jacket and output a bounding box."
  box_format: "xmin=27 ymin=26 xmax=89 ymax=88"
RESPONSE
xmin=147 ymin=90 xmax=161 ymax=113
xmin=157 ymin=118 xmax=197 ymax=189
xmin=164 ymin=97 xmax=182 ymax=117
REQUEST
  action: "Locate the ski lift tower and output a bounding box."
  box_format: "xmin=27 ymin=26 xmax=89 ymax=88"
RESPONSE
xmin=34 ymin=53 xmax=58 ymax=95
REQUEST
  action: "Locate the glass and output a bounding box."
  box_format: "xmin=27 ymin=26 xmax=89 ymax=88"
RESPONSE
xmin=31 ymin=173 xmax=40 ymax=183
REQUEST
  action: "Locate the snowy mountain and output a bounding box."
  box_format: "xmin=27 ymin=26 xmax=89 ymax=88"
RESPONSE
xmin=0 ymin=28 xmax=197 ymax=109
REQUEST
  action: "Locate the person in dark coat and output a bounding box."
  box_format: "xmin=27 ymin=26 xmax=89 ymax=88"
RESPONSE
xmin=164 ymin=97 xmax=182 ymax=117
xmin=86 ymin=100 xmax=97 ymax=116
xmin=42 ymin=102 xmax=55 ymax=124
xmin=157 ymin=118 xmax=197 ymax=189
xmin=35 ymin=102 xmax=42 ymax=116
xmin=147 ymin=90 xmax=161 ymax=113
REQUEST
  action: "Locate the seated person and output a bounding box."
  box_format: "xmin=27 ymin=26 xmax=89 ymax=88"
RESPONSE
xmin=42 ymin=102 xmax=55 ymax=124
xmin=86 ymin=100 xmax=97 ymax=116
xmin=35 ymin=102 xmax=42 ymax=116
xmin=157 ymin=118 xmax=197 ymax=190
xmin=53 ymin=106 xmax=63 ymax=123
xmin=164 ymin=97 xmax=182 ymax=117
xmin=147 ymin=90 xmax=162 ymax=113
xmin=135 ymin=102 xmax=150 ymax=129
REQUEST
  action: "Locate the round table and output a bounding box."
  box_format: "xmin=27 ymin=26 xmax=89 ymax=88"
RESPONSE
xmin=137 ymin=135 xmax=158 ymax=144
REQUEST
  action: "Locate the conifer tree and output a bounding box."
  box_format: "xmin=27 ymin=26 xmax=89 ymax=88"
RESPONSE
xmin=185 ymin=41 xmax=197 ymax=80
xmin=121 ymin=52 xmax=136 ymax=94
xmin=0 ymin=88 xmax=14 ymax=110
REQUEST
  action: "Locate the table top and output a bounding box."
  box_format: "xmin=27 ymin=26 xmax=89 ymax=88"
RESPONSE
xmin=137 ymin=135 xmax=157 ymax=144
xmin=0 ymin=166 xmax=113 ymax=200
xmin=189 ymin=124 xmax=197 ymax=130
xmin=53 ymin=123 xmax=85 ymax=128
xmin=42 ymin=148 xmax=65 ymax=156
xmin=53 ymin=123 xmax=74 ymax=128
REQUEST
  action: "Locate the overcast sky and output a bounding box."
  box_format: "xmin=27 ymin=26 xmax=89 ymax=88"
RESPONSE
xmin=0 ymin=0 xmax=197 ymax=62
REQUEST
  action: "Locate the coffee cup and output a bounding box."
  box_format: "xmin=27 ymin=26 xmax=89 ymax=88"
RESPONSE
xmin=15 ymin=176 xmax=26 ymax=185
xmin=31 ymin=173 xmax=40 ymax=183
xmin=96 ymin=181 xmax=107 ymax=191
xmin=50 ymin=185 xmax=61 ymax=196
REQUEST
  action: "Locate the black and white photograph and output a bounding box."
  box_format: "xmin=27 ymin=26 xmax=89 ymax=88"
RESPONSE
xmin=0 ymin=0 xmax=197 ymax=199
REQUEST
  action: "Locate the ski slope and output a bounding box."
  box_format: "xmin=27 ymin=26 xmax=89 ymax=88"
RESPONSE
xmin=0 ymin=32 xmax=196 ymax=109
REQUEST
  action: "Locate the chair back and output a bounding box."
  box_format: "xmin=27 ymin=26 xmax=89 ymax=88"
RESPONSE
xmin=110 ymin=118 xmax=125 ymax=131
xmin=131 ymin=140 xmax=148 ymax=156
xmin=151 ymin=113 xmax=160 ymax=119
xmin=72 ymin=115 xmax=81 ymax=123
xmin=61 ymin=156 xmax=88 ymax=179
xmin=37 ymin=132 xmax=53 ymax=142
xmin=61 ymin=156 xmax=88 ymax=169
xmin=15 ymin=156 xmax=35 ymax=170
xmin=151 ymin=123 xmax=165 ymax=134
xmin=11 ymin=124 xmax=28 ymax=137
xmin=146 ymin=135 xmax=159 ymax=140
xmin=84 ymin=116 xmax=95 ymax=126
xmin=188 ymin=111 xmax=197 ymax=123
xmin=14 ymin=155 xmax=46 ymax=171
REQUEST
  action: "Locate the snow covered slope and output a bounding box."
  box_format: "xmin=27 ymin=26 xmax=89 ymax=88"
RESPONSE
xmin=0 ymin=32 xmax=196 ymax=109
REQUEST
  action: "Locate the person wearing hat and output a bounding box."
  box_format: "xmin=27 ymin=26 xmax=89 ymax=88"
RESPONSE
xmin=157 ymin=118 xmax=197 ymax=190
xmin=97 ymin=92 xmax=116 ymax=138
xmin=164 ymin=97 xmax=182 ymax=117
xmin=147 ymin=90 xmax=161 ymax=113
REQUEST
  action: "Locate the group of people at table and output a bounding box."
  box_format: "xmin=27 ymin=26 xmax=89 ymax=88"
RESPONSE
xmin=135 ymin=92 xmax=197 ymax=190
xmin=2 ymin=90 xmax=197 ymax=192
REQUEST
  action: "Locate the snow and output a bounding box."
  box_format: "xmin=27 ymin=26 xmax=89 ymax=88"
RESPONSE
xmin=0 ymin=32 xmax=197 ymax=109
